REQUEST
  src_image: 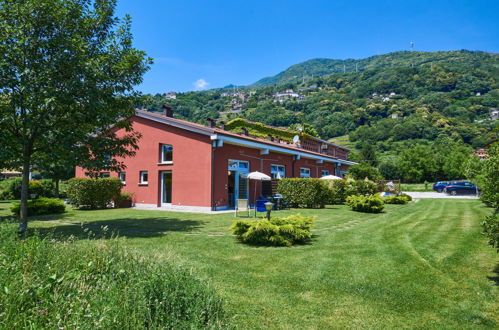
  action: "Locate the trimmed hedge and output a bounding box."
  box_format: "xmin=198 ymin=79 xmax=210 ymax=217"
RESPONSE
xmin=326 ymin=179 xmax=378 ymax=204
xmin=231 ymin=214 xmax=315 ymax=246
xmin=346 ymin=195 xmax=384 ymax=213
xmin=277 ymin=178 xmax=330 ymax=208
xmin=67 ymin=178 xmax=122 ymax=209
xmin=11 ymin=198 xmax=65 ymax=216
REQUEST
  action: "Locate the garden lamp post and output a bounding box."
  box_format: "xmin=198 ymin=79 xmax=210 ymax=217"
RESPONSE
xmin=264 ymin=202 xmax=273 ymax=220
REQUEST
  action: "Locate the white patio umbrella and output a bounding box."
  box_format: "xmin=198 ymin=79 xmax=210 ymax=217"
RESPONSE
xmin=246 ymin=171 xmax=272 ymax=205
xmin=320 ymin=175 xmax=342 ymax=180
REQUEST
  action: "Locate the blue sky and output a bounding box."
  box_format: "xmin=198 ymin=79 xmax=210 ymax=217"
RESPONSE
xmin=116 ymin=0 xmax=499 ymax=94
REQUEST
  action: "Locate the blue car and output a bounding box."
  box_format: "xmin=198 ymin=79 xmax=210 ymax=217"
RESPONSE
xmin=444 ymin=182 xmax=480 ymax=196
xmin=433 ymin=181 xmax=451 ymax=193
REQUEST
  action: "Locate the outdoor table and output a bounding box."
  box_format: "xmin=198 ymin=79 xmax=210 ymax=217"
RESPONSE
xmin=273 ymin=195 xmax=283 ymax=210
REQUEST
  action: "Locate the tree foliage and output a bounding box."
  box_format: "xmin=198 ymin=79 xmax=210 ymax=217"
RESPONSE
xmin=0 ymin=0 xmax=150 ymax=230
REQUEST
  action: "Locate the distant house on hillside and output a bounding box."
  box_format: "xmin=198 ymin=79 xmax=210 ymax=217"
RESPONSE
xmin=298 ymin=84 xmax=318 ymax=91
xmin=273 ymin=91 xmax=302 ymax=103
xmin=165 ymin=92 xmax=177 ymax=100
xmin=475 ymin=108 xmax=499 ymax=123
xmin=0 ymin=169 xmax=21 ymax=179
xmin=474 ymin=148 xmax=488 ymax=160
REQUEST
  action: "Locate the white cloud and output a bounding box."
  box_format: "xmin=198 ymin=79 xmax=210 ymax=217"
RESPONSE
xmin=194 ymin=78 xmax=209 ymax=90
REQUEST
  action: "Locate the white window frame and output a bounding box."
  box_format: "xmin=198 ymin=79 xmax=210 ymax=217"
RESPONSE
xmin=119 ymin=172 xmax=126 ymax=185
xmin=300 ymin=168 xmax=311 ymax=178
xmin=159 ymin=144 xmax=173 ymax=164
xmin=139 ymin=171 xmax=148 ymax=185
xmin=321 ymin=170 xmax=330 ymax=177
xmin=271 ymin=164 xmax=286 ymax=179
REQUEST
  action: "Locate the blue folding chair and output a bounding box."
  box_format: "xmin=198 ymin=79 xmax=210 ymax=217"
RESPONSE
xmin=254 ymin=199 xmax=268 ymax=217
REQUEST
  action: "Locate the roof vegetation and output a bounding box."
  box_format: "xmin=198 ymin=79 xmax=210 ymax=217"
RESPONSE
xmin=224 ymin=118 xmax=314 ymax=143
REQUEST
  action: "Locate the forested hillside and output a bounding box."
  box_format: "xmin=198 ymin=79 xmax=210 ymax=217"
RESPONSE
xmin=139 ymin=50 xmax=499 ymax=182
xmin=251 ymin=50 xmax=498 ymax=87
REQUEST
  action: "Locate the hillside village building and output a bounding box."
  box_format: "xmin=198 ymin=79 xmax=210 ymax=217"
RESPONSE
xmin=76 ymin=109 xmax=354 ymax=211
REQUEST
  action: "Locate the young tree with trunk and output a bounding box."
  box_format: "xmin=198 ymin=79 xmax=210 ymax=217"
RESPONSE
xmin=0 ymin=0 xmax=151 ymax=231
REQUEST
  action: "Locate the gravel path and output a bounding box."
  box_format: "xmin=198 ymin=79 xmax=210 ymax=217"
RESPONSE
xmin=403 ymin=192 xmax=479 ymax=199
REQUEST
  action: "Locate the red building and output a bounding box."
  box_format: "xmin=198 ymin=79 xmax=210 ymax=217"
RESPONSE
xmin=76 ymin=109 xmax=355 ymax=211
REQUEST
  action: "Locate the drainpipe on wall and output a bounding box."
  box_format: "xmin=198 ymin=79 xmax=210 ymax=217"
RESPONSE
xmin=211 ymin=142 xmax=217 ymax=211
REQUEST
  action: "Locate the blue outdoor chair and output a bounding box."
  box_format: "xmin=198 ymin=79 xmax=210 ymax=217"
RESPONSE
xmin=254 ymin=199 xmax=268 ymax=217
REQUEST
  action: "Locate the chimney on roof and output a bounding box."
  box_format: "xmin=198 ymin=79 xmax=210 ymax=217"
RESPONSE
xmin=241 ymin=127 xmax=249 ymax=136
xmin=207 ymin=118 xmax=216 ymax=128
xmin=220 ymin=121 xmax=226 ymax=130
xmin=162 ymin=105 xmax=174 ymax=118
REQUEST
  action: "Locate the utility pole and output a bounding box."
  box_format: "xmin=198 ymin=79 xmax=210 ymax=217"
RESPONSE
xmin=355 ymin=63 xmax=358 ymax=73
xmin=410 ymin=41 xmax=415 ymax=67
xmin=343 ymin=64 xmax=346 ymax=73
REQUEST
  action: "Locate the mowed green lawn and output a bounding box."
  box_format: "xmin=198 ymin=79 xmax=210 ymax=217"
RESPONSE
xmin=3 ymin=199 xmax=497 ymax=328
xmin=401 ymin=183 xmax=433 ymax=192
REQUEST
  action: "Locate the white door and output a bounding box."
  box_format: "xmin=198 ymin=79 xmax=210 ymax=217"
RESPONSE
xmin=160 ymin=171 xmax=172 ymax=206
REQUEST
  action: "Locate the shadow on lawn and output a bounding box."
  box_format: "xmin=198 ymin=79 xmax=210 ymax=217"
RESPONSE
xmin=35 ymin=216 xmax=205 ymax=240
xmin=487 ymin=264 xmax=499 ymax=286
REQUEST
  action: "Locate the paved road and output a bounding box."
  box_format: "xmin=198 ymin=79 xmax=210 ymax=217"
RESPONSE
xmin=403 ymin=192 xmax=479 ymax=199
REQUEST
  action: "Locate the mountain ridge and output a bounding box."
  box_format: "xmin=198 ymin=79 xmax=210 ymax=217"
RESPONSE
xmin=250 ymin=50 xmax=498 ymax=87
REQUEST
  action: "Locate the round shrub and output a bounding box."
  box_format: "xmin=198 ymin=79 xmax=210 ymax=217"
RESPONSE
xmin=277 ymin=178 xmax=330 ymax=208
xmin=383 ymin=195 xmax=408 ymax=204
xmin=346 ymin=195 xmax=384 ymax=213
xmin=67 ymin=178 xmax=122 ymax=209
xmin=399 ymin=193 xmax=412 ymax=202
xmin=231 ymin=214 xmax=315 ymax=246
xmin=0 ymin=223 xmax=229 ymax=328
xmin=10 ymin=198 xmax=65 ymax=216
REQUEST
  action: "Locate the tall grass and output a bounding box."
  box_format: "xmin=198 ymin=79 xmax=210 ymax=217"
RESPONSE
xmin=0 ymin=222 xmax=229 ymax=329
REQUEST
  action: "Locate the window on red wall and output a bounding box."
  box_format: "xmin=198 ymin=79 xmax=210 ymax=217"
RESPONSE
xmin=139 ymin=171 xmax=148 ymax=185
xmin=300 ymin=168 xmax=310 ymax=178
xmin=119 ymin=172 xmax=126 ymax=184
xmin=270 ymin=165 xmax=285 ymax=179
xmin=160 ymin=144 xmax=173 ymax=163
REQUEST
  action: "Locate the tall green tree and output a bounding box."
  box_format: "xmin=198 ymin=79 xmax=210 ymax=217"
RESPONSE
xmin=0 ymin=0 xmax=151 ymax=231
xmin=397 ymin=145 xmax=438 ymax=182
xmin=358 ymin=142 xmax=379 ymax=167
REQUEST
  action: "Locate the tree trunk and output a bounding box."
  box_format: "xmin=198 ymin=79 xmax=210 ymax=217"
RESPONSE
xmin=19 ymin=155 xmax=31 ymax=233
